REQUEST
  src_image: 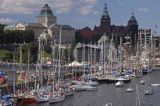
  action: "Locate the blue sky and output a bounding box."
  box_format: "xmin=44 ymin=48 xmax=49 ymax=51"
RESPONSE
xmin=0 ymin=0 xmax=159 ymax=35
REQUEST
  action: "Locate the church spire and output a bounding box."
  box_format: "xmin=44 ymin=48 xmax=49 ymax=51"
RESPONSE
xmin=102 ymin=2 xmax=109 ymax=17
xmin=128 ymin=12 xmax=138 ymax=25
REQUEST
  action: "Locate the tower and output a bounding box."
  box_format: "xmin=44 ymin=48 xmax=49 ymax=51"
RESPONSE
xmin=100 ymin=2 xmax=111 ymax=34
xmin=36 ymin=4 xmax=57 ymax=27
xmin=127 ymin=12 xmax=138 ymax=53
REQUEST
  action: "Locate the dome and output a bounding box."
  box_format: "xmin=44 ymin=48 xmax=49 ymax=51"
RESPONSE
xmin=128 ymin=13 xmax=138 ymax=25
xmin=129 ymin=14 xmax=136 ymax=21
xmin=39 ymin=4 xmax=53 ymax=16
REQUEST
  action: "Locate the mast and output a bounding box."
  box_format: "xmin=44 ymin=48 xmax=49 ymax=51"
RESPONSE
xmin=26 ymin=47 xmax=30 ymax=91
xmin=58 ymin=26 xmax=62 ymax=96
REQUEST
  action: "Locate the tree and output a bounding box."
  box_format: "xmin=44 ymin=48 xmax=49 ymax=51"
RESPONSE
xmin=13 ymin=43 xmax=38 ymax=63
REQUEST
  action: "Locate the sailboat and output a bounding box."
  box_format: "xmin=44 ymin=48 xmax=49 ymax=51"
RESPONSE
xmin=49 ymin=26 xmax=65 ymax=104
xmin=17 ymin=45 xmax=37 ymax=104
xmin=34 ymin=35 xmax=49 ymax=103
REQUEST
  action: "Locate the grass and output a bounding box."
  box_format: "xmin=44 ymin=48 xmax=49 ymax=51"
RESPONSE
xmin=0 ymin=49 xmax=12 ymax=58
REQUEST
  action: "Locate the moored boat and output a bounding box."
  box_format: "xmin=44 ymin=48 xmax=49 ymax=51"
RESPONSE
xmin=17 ymin=95 xmax=37 ymax=104
xmin=144 ymin=89 xmax=154 ymax=95
xmin=1 ymin=95 xmax=14 ymax=106
xmin=115 ymin=81 xmax=124 ymax=87
xmin=49 ymin=95 xmax=65 ymax=104
xmin=151 ymin=83 xmax=160 ymax=87
xmin=126 ymin=87 xmax=134 ymax=92
xmin=140 ymin=80 xmax=145 ymax=84
xmin=34 ymin=93 xmax=49 ymax=103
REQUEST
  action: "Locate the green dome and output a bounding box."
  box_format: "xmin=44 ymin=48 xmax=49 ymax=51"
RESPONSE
xmin=129 ymin=13 xmax=137 ymax=21
xmin=128 ymin=13 xmax=138 ymax=25
xmin=39 ymin=4 xmax=53 ymax=16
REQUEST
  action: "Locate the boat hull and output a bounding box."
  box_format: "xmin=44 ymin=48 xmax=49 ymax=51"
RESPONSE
xmin=97 ymin=78 xmax=131 ymax=84
xmin=35 ymin=96 xmax=49 ymax=103
xmin=18 ymin=97 xmax=37 ymax=104
xmin=64 ymin=91 xmax=74 ymax=96
xmin=49 ymin=96 xmax=65 ymax=104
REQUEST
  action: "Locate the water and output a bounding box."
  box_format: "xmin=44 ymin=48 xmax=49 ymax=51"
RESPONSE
xmin=2 ymin=65 xmax=160 ymax=106
xmin=37 ymin=69 xmax=160 ymax=106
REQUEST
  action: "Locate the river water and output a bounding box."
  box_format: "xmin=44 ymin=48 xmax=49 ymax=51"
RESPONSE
xmin=35 ymin=69 xmax=160 ymax=106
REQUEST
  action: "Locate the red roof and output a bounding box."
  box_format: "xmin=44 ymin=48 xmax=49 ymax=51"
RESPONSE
xmin=79 ymin=27 xmax=94 ymax=38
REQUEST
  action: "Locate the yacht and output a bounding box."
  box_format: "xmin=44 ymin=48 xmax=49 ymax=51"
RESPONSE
xmin=115 ymin=81 xmax=124 ymax=87
xmin=126 ymin=87 xmax=134 ymax=92
xmin=151 ymin=83 xmax=160 ymax=87
xmin=144 ymin=87 xmax=154 ymax=95
xmin=140 ymin=80 xmax=145 ymax=84
xmin=104 ymin=103 xmax=112 ymax=106
xmin=49 ymin=95 xmax=65 ymax=103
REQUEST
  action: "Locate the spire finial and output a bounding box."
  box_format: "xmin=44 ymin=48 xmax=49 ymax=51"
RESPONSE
xmin=102 ymin=0 xmax=109 ymax=17
xmin=131 ymin=8 xmax=134 ymax=16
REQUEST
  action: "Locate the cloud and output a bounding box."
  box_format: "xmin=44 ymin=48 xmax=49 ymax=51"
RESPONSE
xmin=78 ymin=5 xmax=93 ymax=15
xmin=138 ymin=8 xmax=149 ymax=12
xmin=0 ymin=0 xmax=98 ymax=15
xmin=0 ymin=18 xmax=15 ymax=24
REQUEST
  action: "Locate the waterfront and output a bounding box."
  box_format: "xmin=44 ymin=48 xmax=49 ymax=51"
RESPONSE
xmin=25 ymin=69 xmax=160 ymax=106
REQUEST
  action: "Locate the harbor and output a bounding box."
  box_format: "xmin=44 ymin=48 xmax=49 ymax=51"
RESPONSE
xmin=1 ymin=66 xmax=160 ymax=106
xmin=0 ymin=1 xmax=160 ymax=106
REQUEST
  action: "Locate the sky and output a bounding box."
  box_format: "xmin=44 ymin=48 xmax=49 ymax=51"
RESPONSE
xmin=0 ymin=0 xmax=160 ymax=35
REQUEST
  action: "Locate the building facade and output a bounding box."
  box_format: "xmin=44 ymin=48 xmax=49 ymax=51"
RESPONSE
xmin=75 ymin=2 xmax=138 ymax=50
xmin=4 ymin=3 xmax=75 ymax=45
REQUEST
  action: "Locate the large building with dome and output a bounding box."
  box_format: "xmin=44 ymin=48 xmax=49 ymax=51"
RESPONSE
xmin=4 ymin=3 xmax=75 ymax=45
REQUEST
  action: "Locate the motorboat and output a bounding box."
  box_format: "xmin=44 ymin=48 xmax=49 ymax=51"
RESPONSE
xmin=49 ymin=95 xmax=65 ymax=104
xmin=115 ymin=81 xmax=124 ymax=87
xmin=151 ymin=83 xmax=160 ymax=87
xmin=144 ymin=88 xmax=154 ymax=95
xmin=104 ymin=102 xmax=112 ymax=106
xmin=140 ymin=80 xmax=145 ymax=85
xmin=126 ymin=87 xmax=134 ymax=92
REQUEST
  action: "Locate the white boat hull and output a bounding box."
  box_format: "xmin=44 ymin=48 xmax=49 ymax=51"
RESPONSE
xmin=35 ymin=95 xmax=49 ymax=103
xmin=64 ymin=90 xmax=74 ymax=96
xmin=49 ymin=96 xmax=65 ymax=104
xmin=126 ymin=88 xmax=134 ymax=92
xmin=115 ymin=81 xmax=124 ymax=87
xmin=151 ymin=84 xmax=160 ymax=87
